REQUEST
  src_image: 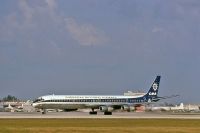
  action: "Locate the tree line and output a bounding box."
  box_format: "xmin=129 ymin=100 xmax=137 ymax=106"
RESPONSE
xmin=0 ymin=95 xmax=19 ymax=102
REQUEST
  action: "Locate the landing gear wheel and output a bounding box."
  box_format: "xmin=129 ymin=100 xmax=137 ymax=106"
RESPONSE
xmin=89 ymin=108 xmax=97 ymax=115
xmin=89 ymin=111 xmax=97 ymax=115
xmin=42 ymin=109 xmax=47 ymax=114
xmin=104 ymin=111 xmax=112 ymax=115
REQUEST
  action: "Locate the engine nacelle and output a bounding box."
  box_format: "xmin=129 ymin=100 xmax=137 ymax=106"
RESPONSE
xmin=121 ymin=105 xmax=135 ymax=111
xmin=121 ymin=105 xmax=130 ymax=111
xmin=129 ymin=106 xmax=135 ymax=111
xmin=99 ymin=106 xmax=114 ymax=112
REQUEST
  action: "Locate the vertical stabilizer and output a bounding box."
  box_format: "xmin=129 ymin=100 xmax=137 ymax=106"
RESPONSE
xmin=144 ymin=76 xmax=161 ymax=101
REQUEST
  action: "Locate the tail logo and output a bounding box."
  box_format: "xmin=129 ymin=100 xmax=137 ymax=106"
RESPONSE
xmin=152 ymin=83 xmax=158 ymax=91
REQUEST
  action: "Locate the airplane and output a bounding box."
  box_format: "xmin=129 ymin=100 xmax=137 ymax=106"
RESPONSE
xmin=170 ymin=103 xmax=184 ymax=111
xmin=32 ymin=76 xmax=176 ymax=115
xmin=4 ymin=104 xmax=15 ymax=112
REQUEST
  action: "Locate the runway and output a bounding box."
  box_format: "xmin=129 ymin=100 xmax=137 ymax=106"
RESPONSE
xmin=1 ymin=111 xmax=200 ymax=119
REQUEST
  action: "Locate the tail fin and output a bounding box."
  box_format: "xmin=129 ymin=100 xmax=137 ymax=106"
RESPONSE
xmin=145 ymin=76 xmax=161 ymax=99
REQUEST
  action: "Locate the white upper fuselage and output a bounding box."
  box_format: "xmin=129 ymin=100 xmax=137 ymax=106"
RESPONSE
xmin=39 ymin=95 xmax=143 ymax=99
xmin=32 ymin=94 xmax=145 ymax=109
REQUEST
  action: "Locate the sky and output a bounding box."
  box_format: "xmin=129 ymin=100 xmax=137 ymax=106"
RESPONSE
xmin=0 ymin=0 xmax=200 ymax=103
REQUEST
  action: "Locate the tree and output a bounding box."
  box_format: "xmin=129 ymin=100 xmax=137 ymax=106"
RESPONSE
xmin=2 ymin=95 xmax=18 ymax=102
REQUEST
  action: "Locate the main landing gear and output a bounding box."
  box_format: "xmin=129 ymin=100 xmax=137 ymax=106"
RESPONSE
xmin=89 ymin=109 xmax=113 ymax=115
xmin=89 ymin=108 xmax=97 ymax=115
xmin=104 ymin=111 xmax=112 ymax=115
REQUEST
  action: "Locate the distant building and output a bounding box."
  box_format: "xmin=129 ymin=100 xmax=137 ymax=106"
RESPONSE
xmin=184 ymin=104 xmax=199 ymax=111
xmin=170 ymin=103 xmax=184 ymax=111
xmin=2 ymin=102 xmax=22 ymax=108
xmin=124 ymin=91 xmax=145 ymax=96
xmin=135 ymin=105 xmax=145 ymax=112
xmin=0 ymin=103 xmax=4 ymax=112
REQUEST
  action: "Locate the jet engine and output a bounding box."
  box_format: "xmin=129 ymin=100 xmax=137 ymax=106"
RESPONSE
xmin=121 ymin=105 xmax=130 ymax=111
xmin=99 ymin=106 xmax=114 ymax=112
xmin=121 ymin=105 xmax=135 ymax=111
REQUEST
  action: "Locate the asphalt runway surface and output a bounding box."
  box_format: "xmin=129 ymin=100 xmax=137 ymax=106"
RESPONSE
xmin=1 ymin=111 xmax=200 ymax=119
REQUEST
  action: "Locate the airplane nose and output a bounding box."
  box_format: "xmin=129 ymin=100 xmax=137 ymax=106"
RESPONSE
xmin=32 ymin=103 xmax=41 ymax=108
xmin=32 ymin=103 xmax=36 ymax=107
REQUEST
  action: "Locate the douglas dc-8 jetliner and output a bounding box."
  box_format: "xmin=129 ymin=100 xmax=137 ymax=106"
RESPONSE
xmin=32 ymin=76 xmax=177 ymax=115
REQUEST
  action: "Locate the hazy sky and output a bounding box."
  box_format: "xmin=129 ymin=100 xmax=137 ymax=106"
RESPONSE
xmin=0 ymin=0 xmax=200 ymax=103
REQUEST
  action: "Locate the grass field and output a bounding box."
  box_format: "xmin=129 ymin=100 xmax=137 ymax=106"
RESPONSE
xmin=0 ymin=119 xmax=200 ymax=133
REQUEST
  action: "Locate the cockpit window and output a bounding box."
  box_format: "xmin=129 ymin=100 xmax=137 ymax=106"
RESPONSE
xmin=33 ymin=98 xmax=44 ymax=103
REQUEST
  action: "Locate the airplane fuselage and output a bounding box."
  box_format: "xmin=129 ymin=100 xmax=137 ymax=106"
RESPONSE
xmin=32 ymin=94 xmax=148 ymax=109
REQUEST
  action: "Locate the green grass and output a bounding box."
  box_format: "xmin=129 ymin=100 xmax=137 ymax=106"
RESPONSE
xmin=0 ymin=119 xmax=200 ymax=133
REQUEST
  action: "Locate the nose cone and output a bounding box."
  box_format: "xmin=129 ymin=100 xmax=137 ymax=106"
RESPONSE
xmin=32 ymin=103 xmax=37 ymax=108
xmin=32 ymin=103 xmax=43 ymax=109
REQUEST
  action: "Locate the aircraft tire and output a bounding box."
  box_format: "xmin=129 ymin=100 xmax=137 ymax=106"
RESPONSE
xmin=42 ymin=109 xmax=47 ymax=114
xmin=89 ymin=111 xmax=97 ymax=115
xmin=104 ymin=111 xmax=112 ymax=115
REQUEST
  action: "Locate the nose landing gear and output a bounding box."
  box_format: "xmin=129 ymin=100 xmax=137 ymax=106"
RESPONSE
xmin=42 ymin=109 xmax=47 ymax=114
